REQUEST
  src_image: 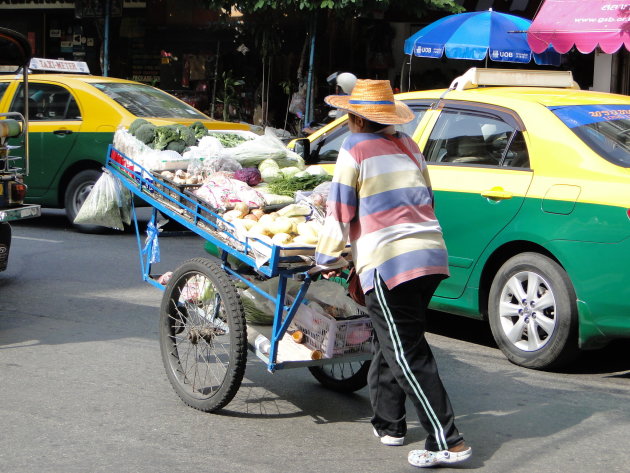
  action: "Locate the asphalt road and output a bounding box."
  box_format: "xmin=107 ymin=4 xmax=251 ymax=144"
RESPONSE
xmin=1 ymin=209 xmax=629 ymax=473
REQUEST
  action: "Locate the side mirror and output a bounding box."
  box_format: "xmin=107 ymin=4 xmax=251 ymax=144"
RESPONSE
xmin=292 ymin=137 xmax=313 ymax=164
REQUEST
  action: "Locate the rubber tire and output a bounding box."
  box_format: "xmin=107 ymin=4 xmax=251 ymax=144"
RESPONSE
xmin=160 ymin=257 xmax=247 ymax=412
xmin=488 ymin=252 xmax=579 ymax=370
xmin=308 ymin=360 xmax=370 ymax=393
xmin=0 ymin=223 xmax=11 ymax=272
xmin=64 ymin=169 xmax=107 ymax=233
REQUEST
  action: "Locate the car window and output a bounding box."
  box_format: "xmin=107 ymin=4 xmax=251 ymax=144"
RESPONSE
xmin=551 ymin=104 xmax=630 ymax=168
xmin=399 ymin=105 xmax=429 ymax=137
xmin=10 ymin=83 xmax=81 ymax=121
xmin=92 ymin=82 xmax=207 ymax=119
xmin=424 ymin=108 xmax=529 ymax=168
xmin=309 ymin=122 xmax=350 ymax=164
xmin=0 ymin=82 xmax=8 ymax=102
xmin=308 ymin=105 xmax=429 ymax=164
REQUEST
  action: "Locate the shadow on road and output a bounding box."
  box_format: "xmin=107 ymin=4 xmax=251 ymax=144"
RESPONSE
xmin=426 ymin=310 xmax=630 ymax=377
xmin=427 ymin=309 xmax=497 ymax=348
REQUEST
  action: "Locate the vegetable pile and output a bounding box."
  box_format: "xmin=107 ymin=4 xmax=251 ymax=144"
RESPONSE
xmin=224 ymin=203 xmax=324 ymax=247
xmin=128 ymin=118 xmax=207 ymax=155
xmin=160 ymin=169 xmax=203 ymax=185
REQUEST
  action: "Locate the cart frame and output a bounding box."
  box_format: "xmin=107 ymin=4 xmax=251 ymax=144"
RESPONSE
xmin=106 ymin=145 xmax=371 ymax=376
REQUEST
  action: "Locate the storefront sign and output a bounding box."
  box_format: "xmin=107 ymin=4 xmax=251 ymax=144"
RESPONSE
xmin=528 ymin=0 xmax=630 ymax=54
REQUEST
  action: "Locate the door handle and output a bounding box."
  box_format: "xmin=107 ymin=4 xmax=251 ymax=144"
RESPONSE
xmin=53 ymin=129 xmax=73 ymax=135
xmin=481 ymin=188 xmax=513 ymax=200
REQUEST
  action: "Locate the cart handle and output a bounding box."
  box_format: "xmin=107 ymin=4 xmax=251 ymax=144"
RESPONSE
xmin=305 ymin=257 xmax=350 ymax=277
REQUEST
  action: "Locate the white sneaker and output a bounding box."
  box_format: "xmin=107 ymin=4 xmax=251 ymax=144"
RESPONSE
xmin=373 ymin=427 xmax=405 ymax=446
xmin=408 ymin=445 xmax=472 ymax=468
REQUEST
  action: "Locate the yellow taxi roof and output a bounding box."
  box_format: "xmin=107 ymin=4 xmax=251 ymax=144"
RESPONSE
xmin=397 ymin=86 xmax=630 ymax=108
xmin=25 ymin=73 xmax=143 ymax=85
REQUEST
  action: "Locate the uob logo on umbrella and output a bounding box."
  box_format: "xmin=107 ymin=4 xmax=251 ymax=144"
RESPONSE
xmin=404 ymin=9 xmax=561 ymax=66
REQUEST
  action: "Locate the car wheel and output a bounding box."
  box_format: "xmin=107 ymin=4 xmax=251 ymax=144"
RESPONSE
xmin=488 ymin=252 xmax=579 ymax=370
xmin=64 ymin=169 xmax=107 ymax=233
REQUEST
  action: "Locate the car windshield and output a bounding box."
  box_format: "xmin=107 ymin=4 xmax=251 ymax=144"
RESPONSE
xmin=91 ymin=82 xmax=207 ymax=119
xmin=551 ymin=104 xmax=630 ymax=168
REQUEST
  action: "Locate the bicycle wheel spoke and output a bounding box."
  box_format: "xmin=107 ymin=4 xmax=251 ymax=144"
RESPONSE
xmin=160 ymin=259 xmax=247 ymax=411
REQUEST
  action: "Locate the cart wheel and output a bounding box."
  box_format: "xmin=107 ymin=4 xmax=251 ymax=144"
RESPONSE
xmin=160 ymin=257 xmax=247 ymax=412
xmin=308 ymin=360 xmax=370 ymax=393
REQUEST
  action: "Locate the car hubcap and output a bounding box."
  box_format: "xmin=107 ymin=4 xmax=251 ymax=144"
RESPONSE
xmin=498 ymin=271 xmax=557 ymax=352
xmin=75 ymin=182 xmax=94 ymax=211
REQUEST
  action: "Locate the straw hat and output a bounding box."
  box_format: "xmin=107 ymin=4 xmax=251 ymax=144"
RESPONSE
xmin=324 ymin=79 xmax=414 ymax=125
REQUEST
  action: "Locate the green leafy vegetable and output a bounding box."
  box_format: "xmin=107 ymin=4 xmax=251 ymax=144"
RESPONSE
xmin=153 ymin=125 xmax=181 ymax=150
xmin=189 ymin=121 xmax=208 ymax=139
xmin=165 ymin=139 xmax=187 ymax=154
xmin=267 ymin=174 xmax=332 ymax=197
xmin=241 ymin=293 xmax=274 ymax=325
xmin=175 ymin=124 xmax=197 ymax=146
xmin=135 ymin=123 xmax=156 ymax=144
xmin=208 ymin=132 xmax=248 ymax=148
xmin=129 ymin=118 xmax=150 ymax=135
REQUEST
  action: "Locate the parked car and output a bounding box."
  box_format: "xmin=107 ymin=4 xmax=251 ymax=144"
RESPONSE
xmin=292 ymin=68 xmax=630 ymax=370
xmin=0 ymin=58 xmax=248 ymax=228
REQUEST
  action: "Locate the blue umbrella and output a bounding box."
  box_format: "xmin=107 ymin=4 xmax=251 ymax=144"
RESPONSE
xmin=404 ymin=10 xmax=561 ymax=66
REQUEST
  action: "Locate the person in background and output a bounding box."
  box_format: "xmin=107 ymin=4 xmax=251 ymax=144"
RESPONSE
xmin=327 ymin=71 xmax=357 ymax=119
xmin=326 ymin=71 xmax=358 ymax=95
xmin=303 ymin=72 xmax=359 ymax=135
xmin=312 ymin=79 xmax=472 ymax=468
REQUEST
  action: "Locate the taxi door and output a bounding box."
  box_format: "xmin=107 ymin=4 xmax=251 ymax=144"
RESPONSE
xmin=9 ymin=82 xmax=81 ymax=198
xmin=421 ymin=102 xmax=534 ymax=299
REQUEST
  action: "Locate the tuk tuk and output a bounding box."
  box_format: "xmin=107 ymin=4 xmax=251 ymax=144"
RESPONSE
xmin=0 ymin=27 xmax=41 ymax=271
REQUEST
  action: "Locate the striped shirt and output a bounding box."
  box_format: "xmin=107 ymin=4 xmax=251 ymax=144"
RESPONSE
xmin=314 ymin=131 xmax=449 ymax=293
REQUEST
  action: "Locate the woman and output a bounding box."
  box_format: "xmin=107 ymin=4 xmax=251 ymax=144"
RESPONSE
xmin=313 ymin=79 xmax=472 ymax=468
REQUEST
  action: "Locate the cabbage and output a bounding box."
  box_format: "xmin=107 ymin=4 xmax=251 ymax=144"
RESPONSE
xmin=305 ymin=165 xmax=329 ymax=176
xmin=280 ymin=166 xmax=301 ymax=178
xmin=258 ymin=158 xmax=280 ymax=171
xmin=233 ymin=167 xmax=262 ymax=187
xmin=261 ymin=167 xmax=281 ymax=182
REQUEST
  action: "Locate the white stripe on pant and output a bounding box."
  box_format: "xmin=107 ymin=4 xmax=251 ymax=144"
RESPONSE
xmin=366 ymin=271 xmax=463 ymax=451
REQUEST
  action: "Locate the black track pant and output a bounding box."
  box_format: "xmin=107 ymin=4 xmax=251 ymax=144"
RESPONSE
xmin=365 ymin=272 xmax=463 ymax=451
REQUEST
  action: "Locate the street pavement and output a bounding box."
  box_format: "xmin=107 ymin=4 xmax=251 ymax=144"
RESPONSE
xmin=1 ymin=209 xmax=629 ymax=473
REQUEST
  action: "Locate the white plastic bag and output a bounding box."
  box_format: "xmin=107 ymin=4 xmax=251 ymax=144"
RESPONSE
xmin=73 ymin=170 xmax=131 ymax=230
xmin=220 ymin=128 xmax=305 ymax=169
xmin=303 ymin=280 xmax=363 ymax=318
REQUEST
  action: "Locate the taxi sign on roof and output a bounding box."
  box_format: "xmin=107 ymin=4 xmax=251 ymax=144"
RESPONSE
xmin=29 ymin=58 xmax=90 ymax=74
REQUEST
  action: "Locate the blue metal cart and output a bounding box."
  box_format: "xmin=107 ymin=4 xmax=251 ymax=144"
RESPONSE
xmin=106 ymin=146 xmax=372 ymax=412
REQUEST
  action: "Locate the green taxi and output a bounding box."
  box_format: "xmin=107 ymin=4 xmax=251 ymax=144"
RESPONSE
xmin=0 ymin=58 xmax=248 ymax=228
xmin=295 ymin=68 xmax=630 ymax=370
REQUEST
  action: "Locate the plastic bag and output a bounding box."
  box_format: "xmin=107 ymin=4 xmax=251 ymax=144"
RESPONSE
xmin=240 ymin=278 xmax=302 ymax=325
xmin=203 ymin=156 xmax=242 ymax=175
xmin=241 ymin=277 xmax=332 ymax=325
xmin=295 ymin=190 xmax=326 ymax=224
xmin=194 ymin=171 xmax=265 ymax=210
xmin=303 ymin=279 xmax=364 ymax=318
xmin=197 ymin=135 xmax=224 ymax=156
xmin=73 ymin=170 xmax=132 ymax=230
xmin=112 ymin=127 xmax=152 ymax=163
xmin=220 ymin=128 xmax=305 ymax=169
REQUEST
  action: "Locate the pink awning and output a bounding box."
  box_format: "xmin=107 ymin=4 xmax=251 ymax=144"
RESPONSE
xmin=527 ymin=0 xmax=630 ymax=54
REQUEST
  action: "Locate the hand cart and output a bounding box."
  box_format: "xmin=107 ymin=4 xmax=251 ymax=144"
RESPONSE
xmin=106 ymin=146 xmax=372 ymax=412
